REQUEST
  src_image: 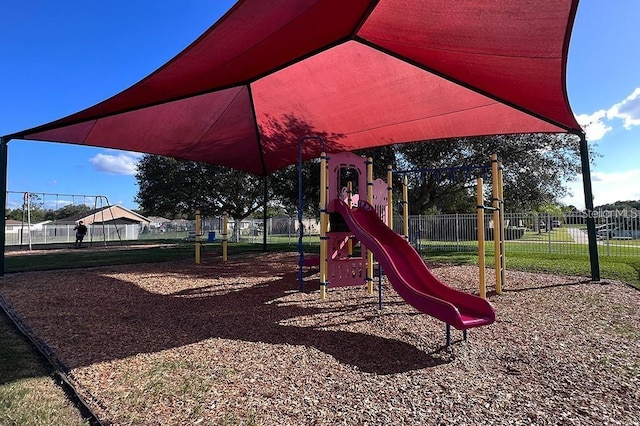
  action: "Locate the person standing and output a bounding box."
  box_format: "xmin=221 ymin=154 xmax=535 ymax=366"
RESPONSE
xmin=74 ymin=220 xmax=88 ymax=248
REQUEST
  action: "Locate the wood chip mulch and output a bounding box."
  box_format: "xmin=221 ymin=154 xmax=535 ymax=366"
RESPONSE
xmin=0 ymin=252 xmax=638 ymax=425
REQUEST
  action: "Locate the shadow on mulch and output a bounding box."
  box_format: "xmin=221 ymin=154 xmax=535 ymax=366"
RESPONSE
xmin=502 ymin=279 xmax=589 ymax=293
xmin=1 ymin=256 xmax=451 ymax=376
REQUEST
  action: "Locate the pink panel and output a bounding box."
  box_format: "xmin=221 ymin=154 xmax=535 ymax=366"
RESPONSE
xmin=358 ymin=0 xmax=579 ymax=129
xmin=253 ymin=42 xmax=564 ymax=172
xmin=27 ymin=121 xmax=96 ymax=145
xmin=31 ymin=87 xmax=262 ymax=174
xmin=36 ymin=0 xmax=372 ymax=129
xmin=16 ymin=0 xmax=580 ymax=177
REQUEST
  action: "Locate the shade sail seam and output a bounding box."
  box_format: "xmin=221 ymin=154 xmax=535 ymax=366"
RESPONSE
xmin=193 ymin=88 xmax=246 ymax=147
xmin=351 ymin=0 xmax=382 ymax=35
xmin=355 ymin=37 xmax=577 ymax=133
xmin=361 ymin=36 xmax=561 ymax=60
xmin=246 ymin=85 xmax=267 ymax=175
xmin=339 ymin=102 xmax=502 ymax=137
xmin=82 ymin=119 xmax=100 ymax=145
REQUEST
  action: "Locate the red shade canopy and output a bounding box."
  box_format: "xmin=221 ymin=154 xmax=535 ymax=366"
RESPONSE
xmin=8 ymin=0 xmax=582 ymax=176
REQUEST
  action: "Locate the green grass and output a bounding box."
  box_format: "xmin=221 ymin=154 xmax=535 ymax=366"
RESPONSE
xmin=0 ymin=312 xmax=91 ymax=425
xmin=598 ymin=238 xmax=640 ymax=247
xmin=5 ymin=245 xmax=193 ymax=272
xmin=423 ymin=250 xmax=640 ymax=290
xmin=519 ymin=227 xmax=574 ymax=242
xmin=3 ymin=241 xmax=316 ymax=274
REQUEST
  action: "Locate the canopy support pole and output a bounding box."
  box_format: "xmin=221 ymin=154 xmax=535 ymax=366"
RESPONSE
xmin=297 ymin=136 xmax=326 ymax=291
xmin=0 ymin=137 xmax=8 ymax=276
xmin=578 ymin=133 xmax=600 ymax=281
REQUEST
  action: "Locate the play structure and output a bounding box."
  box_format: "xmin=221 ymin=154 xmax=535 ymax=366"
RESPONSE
xmin=393 ymin=154 xmax=506 ymax=298
xmin=194 ymin=210 xmax=229 ymax=264
xmin=302 ymin=151 xmax=496 ymax=343
xmin=476 ymin=154 xmax=506 ymax=297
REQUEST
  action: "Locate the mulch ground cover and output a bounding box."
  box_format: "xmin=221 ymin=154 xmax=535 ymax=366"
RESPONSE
xmin=0 ymin=252 xmax=638 ymax=425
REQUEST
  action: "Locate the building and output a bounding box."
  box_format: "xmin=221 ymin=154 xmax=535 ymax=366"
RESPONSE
xmin=4 ymin=206 xmax=151 ymax=246
xmin=57 ymin=205 xmax=151 ymax=228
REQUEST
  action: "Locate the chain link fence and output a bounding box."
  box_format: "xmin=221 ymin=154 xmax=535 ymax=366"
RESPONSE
xmin=394 ymin=210 xmax=640 ymax=257
xmin=5 ymin=223 xmax=142 ymax=247
xmin=7 ymin=210 xmax=638 ymax=258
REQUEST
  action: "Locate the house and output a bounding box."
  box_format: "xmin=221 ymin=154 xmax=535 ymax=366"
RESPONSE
xmin=57 ymin=205 xmax=151 ymax=228
xmin=147 ymin=216 xmax=171 ymax=229
xmin=167 ymin=218 xmax=191 ymax=231
xmin=4 ymin=219 xmax=51 ymax=232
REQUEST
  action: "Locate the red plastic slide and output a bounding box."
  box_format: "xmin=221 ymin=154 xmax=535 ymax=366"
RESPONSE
xmin=333 ymin=199 xmax=495 ymax=330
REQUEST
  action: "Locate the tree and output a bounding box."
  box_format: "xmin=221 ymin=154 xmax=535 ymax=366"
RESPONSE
xmin=135 ymin=155 xmax=266 ymax=239
xmin=5 ymin=194 xmax=46 ymax=222
xmin=53 ymin=204 xmax=92 ymax=220
xmin=386 ymin=133 xmax=594 ymax=213
xmin=5 ymin=203 xmax=92 ymax=222
xmin=263 ymin=113 xmax=345 ymax=217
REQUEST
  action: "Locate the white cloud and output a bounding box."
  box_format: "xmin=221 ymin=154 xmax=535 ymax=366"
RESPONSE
xmin=576 ymin=110 xmax=612 ymax=141
xmin=89 ymin=152 xmax=142 ymax=176
xmin=576 ymin=87 xmax=640 ymax=140
xmin=562 ymin=169 xmax=640 ymax=209
xmin=607 ymin=87 xmax=640 ymax=129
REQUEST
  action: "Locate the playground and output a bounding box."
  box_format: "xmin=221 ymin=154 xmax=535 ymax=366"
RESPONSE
xmin=1 ymin=2 xmax=636 ymax=424
xmin=0 ymin=251 xmax=638 ymax=425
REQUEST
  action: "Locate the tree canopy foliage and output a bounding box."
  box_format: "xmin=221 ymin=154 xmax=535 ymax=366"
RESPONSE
xmin=5 ymin=199 xmax=91 ymax=223
xmin=594 ymin=200 xmax=640 ymax=211
xmin=392 ymin=133 xmax=591 ymax=213
xmin=135 ymin=133 xmax=594 ymax=219
xmin=286 ymin=133 xmax=591 ymax=215
xmin=135 ymin=155 xmax=265 ymax=221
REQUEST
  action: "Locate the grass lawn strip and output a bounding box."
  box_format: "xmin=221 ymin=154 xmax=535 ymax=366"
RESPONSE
xmin=0 ymin=310 xmax=91 ymax=425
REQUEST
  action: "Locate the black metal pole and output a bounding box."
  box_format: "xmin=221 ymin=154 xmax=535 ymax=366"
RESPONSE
xmin=262 ymin=175 xmax=268 ymax=252
xmin=578 ymin=133 xmax=600 ymax=281
xmin=445 ymin=324 xmax=451 ymax=347
xmin=0 ymin=138 xmax=8 ymax=276
xmin=297 ymin=140 xmax=304 ymax=291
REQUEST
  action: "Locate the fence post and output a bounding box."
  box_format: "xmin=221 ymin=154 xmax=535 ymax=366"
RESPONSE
xmin=222 ymin=212 xmax=228 ymax=262
xmin=606 ymin=214 xmax=611 ymax=257
xmin=547 ymin=213 xmax=552 ymax=254
xmin=195 ymin=210 xmax=201 ymax=264
xmin=455 ymin=213 xmax=460 ymax=252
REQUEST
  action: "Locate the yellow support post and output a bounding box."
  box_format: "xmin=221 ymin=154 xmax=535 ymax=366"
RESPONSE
xmin=476 ymin=178 xmax=486 ymax=299
xmin=498 ymin=162 xmax=506 ymax=289
xmin=366 ymin=157 xmax=374 ymax=294
xmin=402 ymin=175 xmax=409 ymax=241
xmin=320 ymin=152 xmax=328 ymax=300
xmin=387 ymin=165 xmax=393 ymax=229
xmin=222 ymin=211 xmax=228 ymax=263
xmin=195 ymin=210 xmax=201 ymax=264
xmin=491 ymin=154 xmax=502 ymax=294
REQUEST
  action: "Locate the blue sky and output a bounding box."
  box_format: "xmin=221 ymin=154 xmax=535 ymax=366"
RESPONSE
xmin=1 ymin=1 xmax=638 ymax=212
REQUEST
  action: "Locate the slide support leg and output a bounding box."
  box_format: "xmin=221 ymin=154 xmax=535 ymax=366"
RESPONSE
xmin=446 ymin=324 xmax=451 ymax=347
